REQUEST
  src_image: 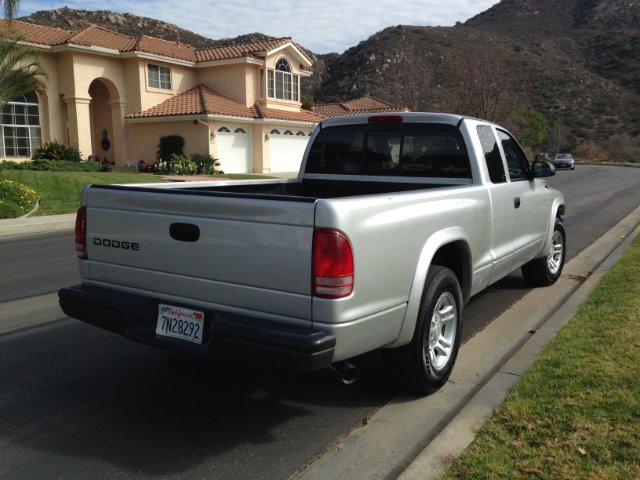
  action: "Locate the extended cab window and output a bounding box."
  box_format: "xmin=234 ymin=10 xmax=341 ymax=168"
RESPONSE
xmin=306 ymin=123 xmax=471 ymax=178
xmin=477 ymin=125 xmax=506 ymax=183
xmin=496 ymin=130 xmax=530 ymax=181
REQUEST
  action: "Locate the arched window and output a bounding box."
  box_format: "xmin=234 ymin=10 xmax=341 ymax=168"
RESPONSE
xmin=267 ymin=57 xmax=299 ymax=102
xmin=270 ymin=129 xmax=281 ymax=135
xmin=284 ymin=130 xmax=293 ymax=135
xmin=218 ymin=127 xmax=230 ymax=133
xmin=234 ymin=128 xmax=246 ymax=134
xmin=296 ymin=131 xmax=306 ymax=136
xmin=1 ymin=92 xmax=41 ymax=158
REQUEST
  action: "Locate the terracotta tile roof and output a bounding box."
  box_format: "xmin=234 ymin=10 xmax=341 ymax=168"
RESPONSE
xmin=128 ymin=86 xmax=323 ymax=124
xmin=129 ymin=35 xmax=197 ymax=62
xmin=0 ymin=19 xmax=71 ymax=46
xmin=196 ymin=37 xmax=292 ymax=62
xmin=126 ymin=84 xmax=255 ymax=119
xmin=3 ymin=20 xmax=310 ymax=67
xmin=254 ymin=103 xmax=325 ymax=123
xmin=313 ymin=96 xmax=409 ymax=117
xmin=66 ymin=25 xmax=136 ymax=51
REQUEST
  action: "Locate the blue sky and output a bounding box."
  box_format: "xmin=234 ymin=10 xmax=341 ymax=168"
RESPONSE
xmin=17 ymin=1 xmax=500 ymax=54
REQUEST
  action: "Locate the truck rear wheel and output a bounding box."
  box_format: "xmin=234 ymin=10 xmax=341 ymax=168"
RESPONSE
xmin=383 ymin=265 xmax=463 ymax=395
xmin=521 ymin=219 xmax=566 ymax=287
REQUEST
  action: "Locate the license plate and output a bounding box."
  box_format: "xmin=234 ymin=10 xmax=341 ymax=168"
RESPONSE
xmin=156 ymin=304 xmax=204 ymax=345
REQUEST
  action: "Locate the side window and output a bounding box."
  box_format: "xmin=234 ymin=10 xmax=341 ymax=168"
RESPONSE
xmin=497 ymin=130 xmax=530 ymax=181
xmin=477 ymin=125 xmax=506 ymax=183
xmin=147 ymin=64 xmax=172 ymax=90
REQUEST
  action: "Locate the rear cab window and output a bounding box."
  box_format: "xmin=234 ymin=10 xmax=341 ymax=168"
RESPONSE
xmin=306 ymin=123 xmax=472 ymax=179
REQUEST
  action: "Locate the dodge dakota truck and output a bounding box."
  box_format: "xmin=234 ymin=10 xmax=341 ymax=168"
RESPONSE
xmin=59 ymin=113 xmax=565 ymax=394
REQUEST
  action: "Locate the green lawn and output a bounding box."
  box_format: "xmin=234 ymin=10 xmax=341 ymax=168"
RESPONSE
xmin=0 ymin=170 xmax=275 ymax=218
xmin=442 ymin=235 xmax=640 ymax=479
xmin=1 ymin=170 xmax=167 ymax=216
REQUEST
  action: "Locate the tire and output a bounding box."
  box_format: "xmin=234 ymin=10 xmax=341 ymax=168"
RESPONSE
xmin=521 ymin=219 xmax=566 ymax=287
xmin=383 ymin=266 xmax=463 ymax=395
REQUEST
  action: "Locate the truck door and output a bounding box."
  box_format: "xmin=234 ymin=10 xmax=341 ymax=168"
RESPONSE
xmin=496 ymin=129 xmax=550 ymax=262
xmin=476 ymin=125 xmax=516 ymax=282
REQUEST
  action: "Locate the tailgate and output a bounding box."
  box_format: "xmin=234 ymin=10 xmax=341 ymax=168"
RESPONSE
xmin=82 ymin=185 xmax=316 ymax=320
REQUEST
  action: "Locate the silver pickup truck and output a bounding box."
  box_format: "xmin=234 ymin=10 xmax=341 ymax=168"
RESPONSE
xmin=59 ymin=113 xmax=565 ymax=394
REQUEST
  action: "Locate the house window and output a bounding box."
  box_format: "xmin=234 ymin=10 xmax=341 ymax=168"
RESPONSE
xmin=218 ymin=127 xmax=231 ymax=133
xmin=1 ymin=92 xmax=41 ymax=158
xmin=267 ymin=58 xmax=299 ymax=102
xmin=148 ymin=64 xmax=172 ymax=90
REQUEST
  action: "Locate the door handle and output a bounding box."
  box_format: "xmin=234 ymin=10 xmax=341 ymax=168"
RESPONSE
xmin=514 ymin=197 xmax=521 ymax=209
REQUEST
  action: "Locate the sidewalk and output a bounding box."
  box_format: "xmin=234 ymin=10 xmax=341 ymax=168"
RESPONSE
xmin=0 ymin=213 xmax=76 ymax=239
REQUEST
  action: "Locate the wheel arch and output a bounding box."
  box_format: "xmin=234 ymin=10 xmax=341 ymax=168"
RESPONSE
xmin=387 ymin=228 xmax=471 ymax=348
xmin=538 ymin=199 xmax=566 ymax=259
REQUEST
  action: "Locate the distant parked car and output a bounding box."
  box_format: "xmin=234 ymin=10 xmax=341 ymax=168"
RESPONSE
xmin=553 ymin=153 xmax=575 ymax=170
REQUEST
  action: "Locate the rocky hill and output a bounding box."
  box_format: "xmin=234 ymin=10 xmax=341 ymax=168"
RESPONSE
xmin=19 ymin=2 xmax=640 ymax=148
xmin=314 ymin=0 xmax=640 ymax=145
xmin=19 ymin=7 xmax=275 ymax=48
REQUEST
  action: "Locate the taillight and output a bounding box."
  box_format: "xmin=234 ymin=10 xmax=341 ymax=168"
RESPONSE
xmin=313 ymin=229 xmax=354 ymax=299
xmin=75 ymin=206 xmax=87 ymax=259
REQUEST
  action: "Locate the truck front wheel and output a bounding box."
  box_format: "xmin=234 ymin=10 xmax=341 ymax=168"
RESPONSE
xmin=522 ymin=219 xmax=566 ymax=287
xmin=383 ymin=266 xmax=463 ymax=395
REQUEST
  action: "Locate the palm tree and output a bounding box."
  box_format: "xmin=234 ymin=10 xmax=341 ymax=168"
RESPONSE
xmin=0 ymin=34 xmax=47 ymax=107
xmin=2 ymin=0 xmax=20 ymax=20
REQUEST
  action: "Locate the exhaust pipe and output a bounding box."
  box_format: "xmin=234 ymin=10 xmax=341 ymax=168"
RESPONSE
xmin=328 ymin=361 xmax=359 ymax=385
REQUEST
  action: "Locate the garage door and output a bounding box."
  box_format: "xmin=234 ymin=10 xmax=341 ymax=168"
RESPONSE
xmin=216 ymin=126 xmax=251 ymax=173
xmin=269 ymin=129 xmax=311 ymax=173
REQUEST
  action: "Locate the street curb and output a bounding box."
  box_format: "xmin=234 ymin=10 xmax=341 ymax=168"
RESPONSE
xmin=297 ymin=204 xmax=640 ymax=480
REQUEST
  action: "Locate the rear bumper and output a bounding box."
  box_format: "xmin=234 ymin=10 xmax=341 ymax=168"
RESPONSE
xmin=58 ymin=284 xmax=335 ymax=371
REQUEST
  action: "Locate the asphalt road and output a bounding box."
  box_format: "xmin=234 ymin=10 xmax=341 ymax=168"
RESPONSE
xmin=1 ymin=165 xmax=639 ymax=479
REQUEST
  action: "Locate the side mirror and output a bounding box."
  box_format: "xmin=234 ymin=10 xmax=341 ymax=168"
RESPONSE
xmin=532 ymin=161 xmax=555 ymax=178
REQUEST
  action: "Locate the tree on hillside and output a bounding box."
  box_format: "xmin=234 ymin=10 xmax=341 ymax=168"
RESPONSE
xmin=441 ymin=46 xmax=529 ymax=123
xmin=509 ymin=108 xmax=548 ymax=150
xmin=0 ymin=34 xmax=47 ymax=108
xmin=383 ymin=47 xmax=433 ymax=111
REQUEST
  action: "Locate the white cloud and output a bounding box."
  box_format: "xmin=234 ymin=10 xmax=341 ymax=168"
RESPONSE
xmin=18 ymin=0 xmax=499 ymax=53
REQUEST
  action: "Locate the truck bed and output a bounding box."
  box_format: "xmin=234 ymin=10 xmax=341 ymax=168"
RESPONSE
xmin=100 ymin=178 xmax=454 ymax=201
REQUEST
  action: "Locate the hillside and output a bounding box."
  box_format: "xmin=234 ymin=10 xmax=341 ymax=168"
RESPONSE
xmin=314 ymin=0 xmax=640 ymax=145
xmin=19 ymin=7 xmax=274 ymax=48
xmin=18 ymin=1 xmax=640 ymax=148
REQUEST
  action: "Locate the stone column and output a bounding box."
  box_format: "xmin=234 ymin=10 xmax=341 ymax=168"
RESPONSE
xmin=63 ymin=95 xmax=92 ymax=159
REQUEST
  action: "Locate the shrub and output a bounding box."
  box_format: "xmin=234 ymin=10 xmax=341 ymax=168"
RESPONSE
xmin=574 ymin=140 xmax=608 ymax=162
xmin=0 ymin=160 xmax=27 ymax=170
xmin=154 ymin=154 xmax=196 ymax=175
xmin=157 ymin=135 xmax=185 ymax=162
xmin=191 ymin=153 xmax=221 ymax=174
xmin=29 ymin=159 xmax=104 ymax=172
xmin=0 ymin=177 xmax=40 ymax=218
xmin=32 ymin=140 xmax=82 ymax=162
xmin=601 ymin=134 xmax=640 ymax=163
xmin=1 ymin=159 xmax=104 ymax=172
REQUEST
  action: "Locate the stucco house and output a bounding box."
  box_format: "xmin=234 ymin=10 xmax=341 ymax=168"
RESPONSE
xmin=1 ymin=19 xmax=325 ymax=173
